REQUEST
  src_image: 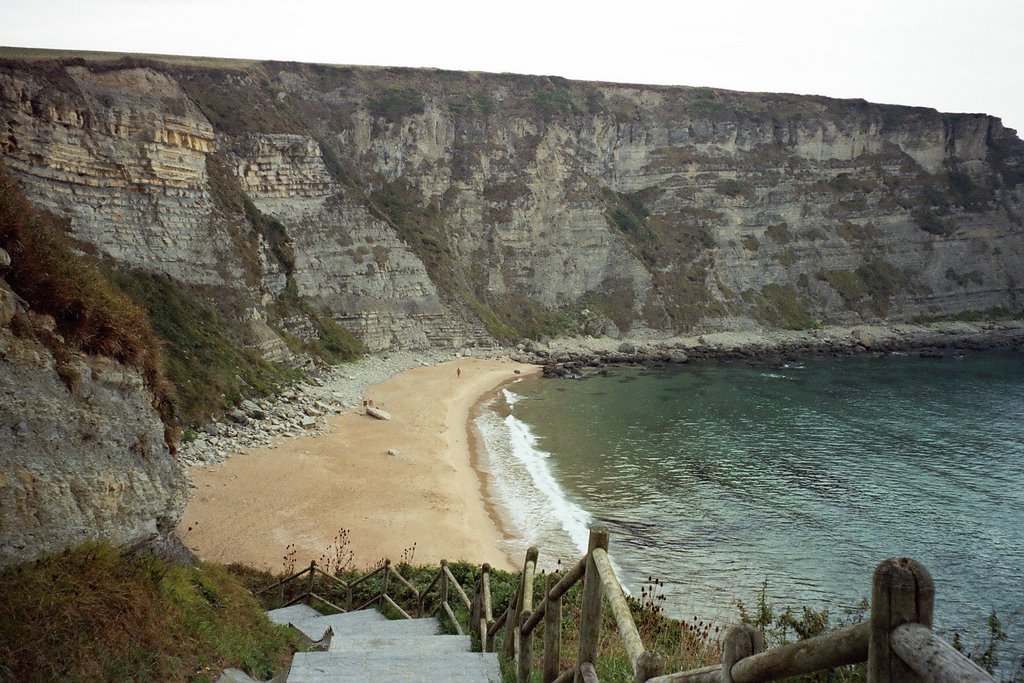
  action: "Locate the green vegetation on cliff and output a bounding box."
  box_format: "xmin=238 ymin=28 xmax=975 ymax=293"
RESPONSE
xmin=1 ymin=166 xmax=360 ymax=432
xmin=107 ymin=269 xmax=303 ymax=427
xmin=0 ymin=168 xmax=176 ymax=439
xmin=0 ymin=544 xmax=301 ymax=682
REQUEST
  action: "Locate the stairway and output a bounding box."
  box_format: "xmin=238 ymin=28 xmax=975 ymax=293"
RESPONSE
xmin=268 ymin=604 xmax=502 ymax=682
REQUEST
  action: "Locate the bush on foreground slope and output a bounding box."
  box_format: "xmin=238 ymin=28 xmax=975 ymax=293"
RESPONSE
xmin=0 ymin=544 xmax=301 ymax=682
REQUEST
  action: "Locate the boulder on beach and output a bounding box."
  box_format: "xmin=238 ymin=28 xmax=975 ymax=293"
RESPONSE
xmin=366 ymin=406 xmax=392 ymax=420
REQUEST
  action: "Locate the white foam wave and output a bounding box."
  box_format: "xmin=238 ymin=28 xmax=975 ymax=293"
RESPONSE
xmin=476 ymin=397 xmax=592 ymax=564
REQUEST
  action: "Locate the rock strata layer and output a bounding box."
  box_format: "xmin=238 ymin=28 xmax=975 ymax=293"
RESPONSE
xmin=0 ymin=279 xmax=187 ymax=565
xmin=2 ymin=55 xmax=1022 ymax=353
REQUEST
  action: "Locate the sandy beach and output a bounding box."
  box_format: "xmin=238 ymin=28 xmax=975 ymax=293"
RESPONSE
xmin=178 ymin=357 xmax=537 ymax=573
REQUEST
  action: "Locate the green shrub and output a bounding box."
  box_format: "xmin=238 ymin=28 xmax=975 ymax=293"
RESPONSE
xmin=109 ymin=269 xmax=302 ymax=427
xmin=752 ymin=284 xmax=818 ymax=330
xmin=914 ymin=208 xmax=955 ymax=236
xmin=0 ymin=544 xmax=301 ymax=682
xmin=368 ymin=88 xmax=425 ymax=122
xmin=715 ymin=178 xmax=754 ymax=199
xmin=531 ymin=89 xmax=577 ymax=118
xmin=817 ymin=259 xmax=908 ymax=317
xmin=473 ymin=90 xmax=496 ymax=113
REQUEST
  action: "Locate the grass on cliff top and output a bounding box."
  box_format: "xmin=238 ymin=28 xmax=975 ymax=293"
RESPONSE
xmin=0 ymin=543 xmax=301 ymax=683
xmin=0 ymin=168 xmax=175 ymax=430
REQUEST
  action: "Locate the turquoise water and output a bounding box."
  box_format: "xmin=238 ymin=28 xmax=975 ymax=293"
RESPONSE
xmin=475 ymin=351 xmax=1023 ymax=671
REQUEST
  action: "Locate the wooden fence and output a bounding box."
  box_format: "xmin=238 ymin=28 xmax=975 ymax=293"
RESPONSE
xmin=255 ymin=557 xmax=473 ymax=634
xmin=474 ymin=525 xmax=997 ymax=683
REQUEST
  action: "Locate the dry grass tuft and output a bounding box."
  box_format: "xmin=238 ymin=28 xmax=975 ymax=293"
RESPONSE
xmin=0 ymin=543 xmax=301 ymax=681
xmin=0 ymin=167 xmax=176 ymax=442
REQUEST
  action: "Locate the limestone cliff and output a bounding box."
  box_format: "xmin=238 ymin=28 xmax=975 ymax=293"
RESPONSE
xmin=2 ymin=55 xmax=1022 ymax=351
xmin=0 ymin=275 xmax=187 ymax=565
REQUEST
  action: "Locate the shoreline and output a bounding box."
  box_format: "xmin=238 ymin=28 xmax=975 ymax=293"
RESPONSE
xmin=466 ymin=372 xmax=535 ymax=571
xmin=178 ymin=356 xmax=537 ymax=573
xmin=513 ymin=320 xmax=1024 ymax=376
xmin=174 ymin=318 xmax=1021 ymax=573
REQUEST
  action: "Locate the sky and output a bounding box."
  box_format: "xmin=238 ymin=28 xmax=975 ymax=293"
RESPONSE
xmin=1 ymin=0 xmax=1022 ymax=133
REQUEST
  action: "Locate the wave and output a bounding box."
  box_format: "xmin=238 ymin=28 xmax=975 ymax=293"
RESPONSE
xmin=475 ymin=389 xmax=592 ymax=566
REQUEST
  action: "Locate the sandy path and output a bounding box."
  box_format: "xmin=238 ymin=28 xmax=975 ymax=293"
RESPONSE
xmin=178 ymin=357 xmax=538 ymax=573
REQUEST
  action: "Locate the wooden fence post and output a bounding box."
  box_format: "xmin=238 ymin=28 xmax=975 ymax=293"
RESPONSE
xmin=519 ymin=610 xmax=534 ymax=683
xmin=381 ymin=559 xmax=391 ymax=607
xmin=867 ymin=557 xmax=934 ymax=683
xmin=306 ymin=560 xmax=315 ymax=600
xmin=440 ymin=559 xmax=449 ymax=606
xmin=517 ymin=548 xmax=539 ymax=683
xmin=481 ymin=563 xmax=492 ymax=651
xmin=575 ymin=526 xmax=609 ymax=683
xmin=721 ymin=624 xmax=764 ymax=683
xmin=634 ymin=650 xmax=665 ymax=683
xmin=543 ymin=571 xmax=562 ymax=683
xmin=503 ymin=568 xmax=524 ymax=657
xmin=471 ymin=577 xmax=481 ymax=635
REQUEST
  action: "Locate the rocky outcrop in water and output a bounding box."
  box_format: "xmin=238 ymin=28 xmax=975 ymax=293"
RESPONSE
xmin=1 ymin=55 xmax=1022 ymax=351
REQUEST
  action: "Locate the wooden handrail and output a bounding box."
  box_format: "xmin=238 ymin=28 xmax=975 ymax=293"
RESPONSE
xmin=348 ymin=563 xmax=386 ymax=591
xmin=254 ymin=550 xmax=481 ymax=633
xmin=312 ymin=566 xmax=350 ymax=588
xmin=383 ymin=593 xmax=412 ymax=620
xmin=730 ymin=622 xmax=868 ymax=683
xmin=388 ymin=564 xmax=419 ymax=595
xmin=592 ymin=547 xmax=645 ymax=668
xmin=647 ymin=664 xmax=720 ymax=683
xmin=257 ymin=539 xmax=993 ymax=683
xmin=487 ymin=604 xmax=508 ymax=637
xmin=254 ymin=563 xmax=314 ymax=595
xmin=654 ymin=557 xmax=994 ymax=683
xmin=548 ymin=556 xmax=586 ymax=601
xmin=553 ymin=670 xmax=574 ymax=683
xmin=307 ymin=592 xmax=346 ymax=614
xmin=443 ymin=601 xmax=463 ymax=636
xmin=419 ymin=566 xmax=444 ymax=608
xmin=444 ymin=565 xmax=472 ymax=609
xmin=521 ymin=593 xmax=547 ymax=635
xmin=892 ymin=623 xmax=994 ymax=683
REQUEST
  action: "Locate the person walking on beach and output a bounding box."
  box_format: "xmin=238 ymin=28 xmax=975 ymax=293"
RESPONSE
xmin=457 ymin=367 xmax=462 ymax=379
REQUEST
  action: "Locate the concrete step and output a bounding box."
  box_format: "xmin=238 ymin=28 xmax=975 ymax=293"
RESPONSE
xmin=286 ymin=651 xmax=501 ymax=682
xmin=328 ymin=633 xmax=471 ymax=654
xmin=310 ymin=615 xmax=441 ymax=640
xmin=266 ymin=604 xmax=323 ymax=627
xmin=288 ymin=608 xmax=388 ymax=642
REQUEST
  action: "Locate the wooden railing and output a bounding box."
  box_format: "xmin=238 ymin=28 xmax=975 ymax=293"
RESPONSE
xmin=475 ymin=526 xmax=997 ymax=683
xmin=255 ymin=557 xmax=473 ymax=634
xmin=475 ymin=526 xmax=663 ymax=683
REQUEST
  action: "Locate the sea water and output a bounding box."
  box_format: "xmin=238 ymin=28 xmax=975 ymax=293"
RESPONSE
xmin=474 ymin=351 xmax=1024 ymax=671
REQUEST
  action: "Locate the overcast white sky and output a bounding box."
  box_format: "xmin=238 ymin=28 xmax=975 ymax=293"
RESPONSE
xmin=2 ymin=0 xmax=1022 ymax=132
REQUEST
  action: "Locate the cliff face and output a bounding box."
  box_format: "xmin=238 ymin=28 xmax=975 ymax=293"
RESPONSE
xmin=2 ymin=56 xmax=1023 ymax=350
xmin=0 ymin=275 xmax=187 ymax=565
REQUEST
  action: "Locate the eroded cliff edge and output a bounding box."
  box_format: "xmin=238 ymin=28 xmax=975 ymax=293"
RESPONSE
xmin=2 ymin=55 xmax=1022 ymax=354
xmin=0 ymin=267 xmax=187 ymax=565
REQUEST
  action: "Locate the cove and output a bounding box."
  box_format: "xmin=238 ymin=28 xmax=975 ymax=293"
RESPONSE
xmin=477 ymin=351 xmax=1024 ymax=671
